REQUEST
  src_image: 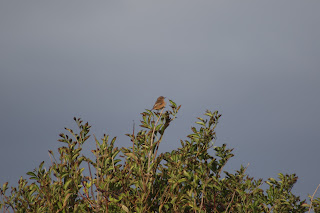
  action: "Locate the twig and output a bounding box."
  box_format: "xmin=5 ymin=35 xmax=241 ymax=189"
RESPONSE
xmin=152 ymin=109 xmax=178 ymax=163
xmin=150 ymin=108 xmax=164 ymax=147
xmin=78 ymin=191 xmax=97 ymax=211
xmin=308 ymin=184 xmax=320 ymax=213
xmin=132 ymin=120 xmax=135 ymax=156
xmin=147 ymin=108 xmax=164 ymax=172
xmin=151 ymin=134 xmax=165 ymax=163
xmin=225 ymin=191 xmax=236 ymax=213
xmin=93 ymin=135 xmax=101 ymax=204
xmin=48 ymin=151 xmax=54 ymax=165
xmin=224 ymin=163 xmax=249 ymax=213
xmin=199 ymin=180 xmax=207 ymax=212
xmin=87 ymin=161 xmax=96 ymax=203
xmin=242 ymin=163 xmax=250 ymax=175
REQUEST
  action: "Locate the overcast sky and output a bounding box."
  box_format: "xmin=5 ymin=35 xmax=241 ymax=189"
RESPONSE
xmin=1 ymin=1 xmax=320 ymax=201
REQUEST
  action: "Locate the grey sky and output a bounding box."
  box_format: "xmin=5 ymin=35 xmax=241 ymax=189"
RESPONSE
xmin=1 ymin=1 xmax=319 ymax=201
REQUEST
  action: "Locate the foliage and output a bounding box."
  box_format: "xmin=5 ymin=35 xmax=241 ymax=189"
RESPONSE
xmin=1 ymin=100 xmax=319 ymax=212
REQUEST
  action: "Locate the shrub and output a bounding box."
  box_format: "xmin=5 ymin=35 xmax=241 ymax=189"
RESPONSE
xmin=1 ymin=100 xmax=319 ymax=212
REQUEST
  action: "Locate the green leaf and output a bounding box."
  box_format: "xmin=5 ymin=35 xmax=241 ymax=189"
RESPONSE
xmin=64 ymin=179 xmax=73 ymax=190
xmin=26 ymin=172 xmax=36 ymax=177
xmin=169 ymin=100 xmax=177 ymax=108
xmin=125 ymin=153 xmax=138 ymax=161
xmin=2 ymin=182 xmax=8 ymax=192
xmin=39 ymin=161 xmax=45 ymax=170
xmin=195 ymin=121 xmax=205 ymax=126
xmin=178 ymin=178 xmax=187 ymax=183
xmin=187 ymin=134 xmax=200 ymax=139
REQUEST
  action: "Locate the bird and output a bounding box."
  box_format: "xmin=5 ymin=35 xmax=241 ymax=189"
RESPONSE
xmin=152 ymin=96 xmax=166 ymax=110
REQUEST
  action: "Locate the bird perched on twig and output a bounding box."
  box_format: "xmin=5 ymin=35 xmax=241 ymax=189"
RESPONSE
xmin=152 ymin=96 xmax=166 ymax=110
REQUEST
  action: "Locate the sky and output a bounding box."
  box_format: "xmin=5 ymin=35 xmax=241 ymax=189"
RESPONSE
xmin=1 ymin=0 xmax=320 ymax=201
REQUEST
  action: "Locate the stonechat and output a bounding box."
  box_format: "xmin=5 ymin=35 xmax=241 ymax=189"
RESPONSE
xmin=152 ymin=96 xmax=166 ymax=110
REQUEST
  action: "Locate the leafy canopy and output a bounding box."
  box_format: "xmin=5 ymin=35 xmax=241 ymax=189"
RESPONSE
xmin=1 ymin=100 xmax=319 ymax=212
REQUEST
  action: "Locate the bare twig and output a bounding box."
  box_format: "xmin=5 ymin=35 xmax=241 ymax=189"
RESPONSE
xmin=132 ymin=120 xmax=135 ymax=156
xmin=308 ymin=184 xmax=320 ymax=213
xmin=48 ymin=151 xmax=54 ymax=165
xmin=225 ymin=191 xmax=236 ymax=213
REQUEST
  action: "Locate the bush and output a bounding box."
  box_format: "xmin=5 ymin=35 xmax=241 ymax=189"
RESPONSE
xmin=1 ymin=100 xmax=319 ymax=212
